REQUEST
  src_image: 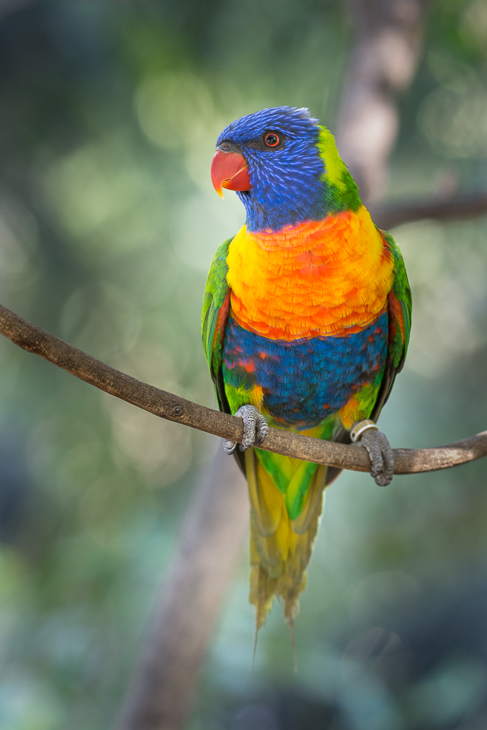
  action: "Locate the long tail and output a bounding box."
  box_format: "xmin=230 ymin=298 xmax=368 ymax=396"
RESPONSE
xmin=245 ymin=448 xmax=328 ymax=630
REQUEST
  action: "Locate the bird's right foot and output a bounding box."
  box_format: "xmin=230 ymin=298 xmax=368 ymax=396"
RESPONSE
xmin=224 ymin=405 xmax=269 ymax=455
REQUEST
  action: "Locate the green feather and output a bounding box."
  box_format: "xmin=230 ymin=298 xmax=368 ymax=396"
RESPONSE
xmin=201 ymin=237 xmax=232 ymax=382
xmin=317 ymin=126 xmax=361 ymax=213
xmin=383 ymin=230 xmax=412 ymax=369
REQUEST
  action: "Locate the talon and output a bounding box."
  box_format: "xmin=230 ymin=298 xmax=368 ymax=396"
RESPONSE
xmin=223 ymin=404 xmax=269 ymax=455
xmin=351 ymin=420 xmax=394 ymax=487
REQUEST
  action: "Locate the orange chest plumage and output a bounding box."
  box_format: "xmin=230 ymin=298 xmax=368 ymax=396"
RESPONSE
xmin=226 ymin=206 xmax=394 ymax=341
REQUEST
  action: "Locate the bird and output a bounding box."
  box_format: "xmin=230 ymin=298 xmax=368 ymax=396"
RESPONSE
xmin=202 ymin=106 xmax=411 ymax=633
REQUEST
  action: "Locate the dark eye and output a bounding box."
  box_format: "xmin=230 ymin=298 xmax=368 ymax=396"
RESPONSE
xmin=264 ymin=131 xmax=281 ymax=148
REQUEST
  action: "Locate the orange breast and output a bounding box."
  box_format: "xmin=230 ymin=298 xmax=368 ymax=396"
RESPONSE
xmin=226 ymin=207 xmax=394 ymax=341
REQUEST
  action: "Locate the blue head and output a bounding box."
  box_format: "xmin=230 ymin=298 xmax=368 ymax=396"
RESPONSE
xmin=211 ymin=106 xmax=360 ymax=232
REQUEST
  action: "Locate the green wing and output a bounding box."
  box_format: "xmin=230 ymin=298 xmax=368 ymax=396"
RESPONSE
xmin=201 ymin=237 xmax=233 ymax=411
xmin=372 ymin=230 xmax=412 ymax=420
xmin=386 ymin=231 xmax=412 ymax=369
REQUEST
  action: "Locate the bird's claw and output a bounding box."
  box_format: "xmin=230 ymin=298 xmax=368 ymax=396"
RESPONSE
xmin=351 ymin=420 xmax=394 ymax=487
xmin=223 ymin=404 xmax=269 ymax=455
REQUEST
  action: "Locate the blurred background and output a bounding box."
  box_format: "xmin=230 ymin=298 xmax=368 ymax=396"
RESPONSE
xmin=0 ymin=0 xmax=487 ymax=728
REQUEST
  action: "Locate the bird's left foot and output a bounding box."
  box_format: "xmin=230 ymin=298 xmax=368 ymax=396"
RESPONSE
xmin=351 ymin=420 xmax=394 ymax=487
xmin=224 ymin=404 xmax=269 ymax=455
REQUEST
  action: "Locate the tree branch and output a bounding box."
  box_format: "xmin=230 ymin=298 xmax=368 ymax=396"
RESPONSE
xmin=370 ymin=193 xmax=487 ymax=230
xmin=1 ymin=301 xmax=486 ymax=476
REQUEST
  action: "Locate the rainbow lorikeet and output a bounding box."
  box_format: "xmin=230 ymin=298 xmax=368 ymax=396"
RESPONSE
xmin=202 ymin=107 xmax=411 ymax=630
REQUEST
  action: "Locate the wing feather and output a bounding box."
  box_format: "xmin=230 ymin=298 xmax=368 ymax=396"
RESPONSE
xmin=372 ymin=230 xmax=412 ymax=421
xmin=201 ymin=237 xmax=233 ymax=412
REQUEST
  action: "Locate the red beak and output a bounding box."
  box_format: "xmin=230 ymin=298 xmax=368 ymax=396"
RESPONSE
xmin=211 ymin=149 xmax=251 ymax=198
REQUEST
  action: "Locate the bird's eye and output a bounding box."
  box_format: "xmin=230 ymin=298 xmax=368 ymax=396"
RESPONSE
xmin=264 ymin=132 xmax=281 ymax=148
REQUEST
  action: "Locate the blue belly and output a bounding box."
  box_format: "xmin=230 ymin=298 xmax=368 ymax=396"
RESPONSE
xmin=222 ymin=312 xmax=388 ymax=429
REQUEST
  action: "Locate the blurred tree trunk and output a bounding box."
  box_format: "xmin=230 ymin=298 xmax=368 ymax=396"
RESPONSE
xmin=0 ymin=0 xmax=40 ymax=20
xmin=115 ymin=1 xmax=432 ymax=728
xmin=116 ymin=449 xmax=248 ymax=730
xmin=337 ymin=0 xmax=431 ymax=201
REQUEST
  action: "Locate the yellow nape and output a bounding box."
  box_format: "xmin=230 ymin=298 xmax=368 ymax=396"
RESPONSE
xmin=317 ymin=126 xmax=348 ymax=192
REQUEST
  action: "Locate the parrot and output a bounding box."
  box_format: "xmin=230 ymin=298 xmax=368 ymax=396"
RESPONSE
xmin=202 ymin=106 xmax=411 ymax=633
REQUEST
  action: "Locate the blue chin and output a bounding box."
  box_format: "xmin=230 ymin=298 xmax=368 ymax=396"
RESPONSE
xmin=238 ymin=187 xmax=328 ymax=232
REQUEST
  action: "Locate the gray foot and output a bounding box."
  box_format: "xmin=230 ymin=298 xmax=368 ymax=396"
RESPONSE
xmin=224 ymin=405 xmax=269 ymax=455
xmin=351 ymin=420 xmax=394 ymax=487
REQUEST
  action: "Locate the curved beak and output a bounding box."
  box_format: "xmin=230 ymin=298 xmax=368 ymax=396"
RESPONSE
xmin=211 ymin=149 xmax=251 ymax=198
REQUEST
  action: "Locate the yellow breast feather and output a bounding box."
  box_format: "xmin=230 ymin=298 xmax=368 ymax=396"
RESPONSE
xmin=226 ymin=207 xmax=394 ymax=341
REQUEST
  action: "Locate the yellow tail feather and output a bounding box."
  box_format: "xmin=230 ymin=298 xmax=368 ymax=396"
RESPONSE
xmin=245 ymin=449 xmax=327 ymax=630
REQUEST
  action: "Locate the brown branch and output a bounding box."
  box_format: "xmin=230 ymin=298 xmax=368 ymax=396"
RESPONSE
xmin=370 ymin=193 xmax=487 ymax=230
xmin=1 ymin=301 xmax=486 ymax=475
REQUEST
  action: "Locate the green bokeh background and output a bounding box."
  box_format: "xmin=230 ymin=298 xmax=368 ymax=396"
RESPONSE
xmin=1 ymin=1 xmax=487 ymax=727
